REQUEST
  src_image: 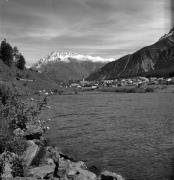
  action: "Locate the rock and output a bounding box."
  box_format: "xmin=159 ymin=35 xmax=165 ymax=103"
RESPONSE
xmin=27 ymin=164 xmax=55 ymax=179
xmin=13 ymin=125 xmax=44 ymax=140
xmin=24 ymin=125 xmax=43 ymax=140
xmin=88 ymin=165 xmax=101 ymax=176
xmin=65 ymin=161 xmax=96 ymax=180
xmin=45 ymin=146 xmax=95 ymax=179
xmin=101 ymin=175 xmax=114 ymax=180
xmin=67 ymin=167 xmax=97 ymax=180
xmin=23 ymin=140 xmax=40 ymax=167
xmin=13 ymin=128 xmax=25 ymax=137
xmin=59 ymin=153 xmax=75 ymax=162
xmin=58 ymin=159 xmax=87 ymax=174
xmin=46 ymin=158 xmax=54 ymax=166
xmin=65 ymin=160 xmax=87 ymax=170
xmin=100 ymin=171 xmax=124 ymax=180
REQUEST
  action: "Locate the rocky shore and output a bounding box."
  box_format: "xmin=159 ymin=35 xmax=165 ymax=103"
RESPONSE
xmin=0 ymin=110 xmax=124 ymax=180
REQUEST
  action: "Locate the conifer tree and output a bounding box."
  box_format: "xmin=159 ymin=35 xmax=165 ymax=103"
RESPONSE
xmin=16 ymin=54 xmax=26 ymax=70
xmin=0 ymin=39 xmax=13 ymax=67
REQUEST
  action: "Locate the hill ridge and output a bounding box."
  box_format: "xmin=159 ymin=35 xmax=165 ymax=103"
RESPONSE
xmin=87 ymin=28 xmax=174 ymax=81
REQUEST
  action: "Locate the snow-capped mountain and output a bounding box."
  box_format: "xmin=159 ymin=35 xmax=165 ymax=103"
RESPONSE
xmin=34 ymin=51 xmax=114 ymax=69
xmin=32 ymin=51 xmax=114 ymax=82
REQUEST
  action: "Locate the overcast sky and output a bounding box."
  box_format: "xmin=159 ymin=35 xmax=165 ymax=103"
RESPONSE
xmin=0 ymin=0 xmax=171 ymax=65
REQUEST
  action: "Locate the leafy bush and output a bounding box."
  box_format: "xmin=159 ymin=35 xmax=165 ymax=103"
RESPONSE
xmin=0 ymin=83 xmax=12 ymax=105
xmin=11 ymin=157 xmax=24 ymax=177
xmin=0 ymin=82 xmax=48 ymax=157
xmin=0 ymin=135 xmax=10 ymax=154
xmin=0 ymin=157 xmax=4 ymax=177
xmin=0 ymin=82 xmax=49 ymax=177
xmin=23 ymin=82 xmax=27 ymax=87
xmin=5 ymin=137 xmax=27 ymax=156
xmin=145 ymin=87 xmax=154 ymax=92
xmin=0 ymin=94 xmax=48 ymax=131
xmin=0 ymin=136 xmax=27 ymax=156
xmin=0 ymin=83 xmax=47 ymax=137
xmin=0 ymin=154 xmax=25 ymax=178
xmin=16 ymin=73 xmax=22 ymax=79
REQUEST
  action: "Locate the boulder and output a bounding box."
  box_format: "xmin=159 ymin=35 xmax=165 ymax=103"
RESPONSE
xmin=58 ymin=158 xmax=87 ymax=176
xmin=88 ymin=165 xmax=101 ymax=176
xmin=66 ymin=167 xmax=97 ymax=180
xmin=24 ymin=125 xmax=43 ymax=140
xmin=65 ymin=161 xmax=96 ymax=180
xmin=99 ymin=171 xmax=124 ymax=180
xmin=45 ymin=146 xmax=95 ymax=179
xmin=27 ymin=164 xmax=55 ymax=179
xmin=13 ymin=125 xmax=44 ymax=140
xmin=23 ymin=140 xmax=40 ymax=167
xmin=13 ymin=128 xmax=25 ymax=137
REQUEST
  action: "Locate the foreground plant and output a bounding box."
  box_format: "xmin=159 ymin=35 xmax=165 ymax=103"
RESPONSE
xmin=0 ymin=84 xmax=50 ymax=178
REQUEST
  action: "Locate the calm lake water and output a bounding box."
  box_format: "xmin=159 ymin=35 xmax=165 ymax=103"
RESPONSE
xmin=45 ymin=92 xmax=174 ymax=180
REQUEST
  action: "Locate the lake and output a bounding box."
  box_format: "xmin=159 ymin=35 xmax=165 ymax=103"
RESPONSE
xmin=45 ymin=92 xmax=174 ymax=180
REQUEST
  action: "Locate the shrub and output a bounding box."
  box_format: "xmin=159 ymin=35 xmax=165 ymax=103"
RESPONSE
xmin=23 ymin=82 xmax=27 ymax=87
xmin=0 ymin=83 xmax=48 ymax=157
xmin=0 ymin=157 xmax=4 ymax=177
xmin=0 ymin=136 xmax=27 ymax=156
xmin=145 ymin=87 xmax=154 ymax=92
xmin=0 ymin=83 xmax=12 ymax=105
xmin=2 ymin=95 xmax=48 ymax=131
xmin=5 ymin=137 xmax=27 ymax=156
xmin=0 ymin=135 xmax=11 ymax=154
xmin=16 ymin=73 xmax=22 ymax=79
xmin=26 ymin=73 xmax=30 ymax=79
xmin=11 ymin=157 xmax=24 ymax=177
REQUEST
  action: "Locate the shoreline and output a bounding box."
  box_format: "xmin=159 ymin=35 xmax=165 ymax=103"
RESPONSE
xmin=0 ymin=94 xmax=125 ymax=180
xmin=51 ymin=85 xmax=174 ymax=95
xmin=2 ymin=86 xmax=174 ymax=179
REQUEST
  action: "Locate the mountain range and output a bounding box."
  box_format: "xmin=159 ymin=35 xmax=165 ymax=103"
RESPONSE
xmin=33 ymin=52 xmax=114 ymax=82
xmin=87 ymin=28 xmax=174 ymax=81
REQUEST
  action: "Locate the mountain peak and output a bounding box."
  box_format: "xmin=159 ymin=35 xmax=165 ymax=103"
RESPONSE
xmin=49 ymin=51 xmax=78 ymax=59
xmin=87 ymin=29 xmax=174 ymax=80
xmin=159 ymin=28 xmax=174 ymax=41
xmin=34 ymin=51 xmax=115 ymax=69
xmin=169 ymin=27 xmax=174 ymax=33
xmin=32 ymin=51 xmax=112 ymax=82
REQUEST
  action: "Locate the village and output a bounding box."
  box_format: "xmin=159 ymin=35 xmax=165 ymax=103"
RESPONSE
xmin=69 ymin=76 xmax=174 ymax=89
xmin=13 ymin=75 xmax=174 ymax=96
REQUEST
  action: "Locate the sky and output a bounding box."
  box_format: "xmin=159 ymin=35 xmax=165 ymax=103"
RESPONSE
xmin=0 ymin=0 xmax=171 ymax=65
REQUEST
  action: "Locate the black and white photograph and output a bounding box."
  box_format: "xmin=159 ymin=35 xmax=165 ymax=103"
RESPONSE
xmin=0 ymin=0 xmax=174 ymax=179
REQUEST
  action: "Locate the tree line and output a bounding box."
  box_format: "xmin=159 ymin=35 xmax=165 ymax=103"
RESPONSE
xmin=0 ymin=39 xmax=26 ymax=70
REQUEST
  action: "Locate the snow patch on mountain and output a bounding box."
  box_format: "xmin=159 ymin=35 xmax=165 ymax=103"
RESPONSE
xmin=34 ymin=51 xmax=115 ymax=69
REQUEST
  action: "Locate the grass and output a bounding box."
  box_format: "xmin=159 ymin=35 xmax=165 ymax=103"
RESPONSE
xmin=97 ymin=86 xmax=154 ymax=93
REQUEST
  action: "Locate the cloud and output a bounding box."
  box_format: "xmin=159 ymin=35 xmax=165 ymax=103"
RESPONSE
xmin=0 ymin=0 xmax=170 ymax=65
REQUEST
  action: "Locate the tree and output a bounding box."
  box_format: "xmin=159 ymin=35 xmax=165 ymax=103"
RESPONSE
xmin=0 ymin=39 xmax=13 ymax=67
xmin=15 ymin=54 xmax=26 ymax=70
xmin=13 ymin=46 xmax=20 ymax=63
